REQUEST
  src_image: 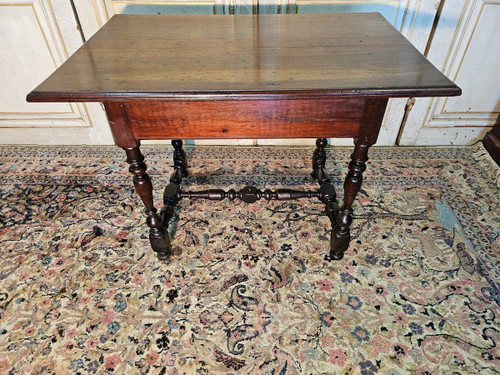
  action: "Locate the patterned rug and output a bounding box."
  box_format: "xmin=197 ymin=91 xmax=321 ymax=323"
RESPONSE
xmin=0 ymin=144 xmax=499 ymax=375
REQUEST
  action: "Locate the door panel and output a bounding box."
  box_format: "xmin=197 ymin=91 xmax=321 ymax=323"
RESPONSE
xmin=399 ymin=0 xmax=500 ymax=145
xmin=0 ymin=0 xmax=112 ymax=144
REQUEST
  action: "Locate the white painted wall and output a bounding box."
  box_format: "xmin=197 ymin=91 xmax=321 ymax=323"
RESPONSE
xmin=1 ymin=0 xmax=497 ymax=146
xmin=399 ymin=0 xmax=500 ymax=145
xmin=0 ymin=0 xmax=113 ymax=144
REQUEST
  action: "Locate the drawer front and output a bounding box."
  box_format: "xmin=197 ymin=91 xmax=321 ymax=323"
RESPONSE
xmin=126 ymin=98 xmax=365 ymax=140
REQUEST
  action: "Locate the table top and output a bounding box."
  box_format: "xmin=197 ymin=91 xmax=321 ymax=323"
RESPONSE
xmin=27 ymin=13 xmax=461 ymax=102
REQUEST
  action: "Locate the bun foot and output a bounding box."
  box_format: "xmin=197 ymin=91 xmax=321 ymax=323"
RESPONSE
xmin=329 ymin=250 xmax=344 ymax=260
xmin=330 ymin=230 xmax=350 ymax=261
xmin=150 ymin=232 xmax=172 ymax=261
xmin=156 ymin=251 xmax=172 ymax=261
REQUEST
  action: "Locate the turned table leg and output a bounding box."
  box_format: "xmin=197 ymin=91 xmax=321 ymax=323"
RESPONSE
xmin=330 ymin=142 xmax=368 ymax=259
xmin=103 ymin=102 xmax=172 ymax=260
xmin=311 ymin=138 xmax=341 ymax=259
xmin=125 ymin=144 xmax=172 ymax=260
xmin=330 ymin=98 xmax=388 ymax=259
xmin=160 ymin=140 xmax=188 ymax=248
xmin=311 ymin=138 xmax=328 ymax=180
xmin=172 ymin=139 xmax=188 ymax=178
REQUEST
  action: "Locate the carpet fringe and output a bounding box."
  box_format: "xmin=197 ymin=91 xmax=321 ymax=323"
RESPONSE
xmin=471 ymin=143 xmax=500 ymax=188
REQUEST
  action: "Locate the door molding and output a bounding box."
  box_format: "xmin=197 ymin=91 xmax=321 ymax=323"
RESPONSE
xmin=0 ymin=0 xmax=113 ymax=144
xmin=399 ymin=0 xmax=500 ymax=145
xmin=0 ymin=0 xmax=91 ymax=128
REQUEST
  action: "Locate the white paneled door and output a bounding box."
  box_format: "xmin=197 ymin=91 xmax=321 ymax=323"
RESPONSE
xmin=398 ymin=0 xmax=500 ymax=145
xmin=0 ymin=0 xmax=112 ymax=144
xmin=2 ymin=0 xmax=498 ymax=145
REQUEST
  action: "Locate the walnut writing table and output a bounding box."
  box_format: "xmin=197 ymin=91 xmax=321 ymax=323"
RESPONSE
xmin=27 ymin=13 xmax=461 ymax=261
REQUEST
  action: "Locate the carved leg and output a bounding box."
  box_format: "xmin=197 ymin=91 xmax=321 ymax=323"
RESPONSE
xmin=159 ymin=140 xmax=189 ymax=252
xmin=125 ymin=144 xmax=172 ymax=260
xmin=330 ymin=142 xmax=370 ymax=260
xmin=327 ymin=98 xmax=388 ymax=260
xmin=172 ymin=140 xmax=188 ymax=178
xmin=310 ymin=138 xmax=342 ymax=259
xmin=311 ymin=138 xmax=328 ymax=179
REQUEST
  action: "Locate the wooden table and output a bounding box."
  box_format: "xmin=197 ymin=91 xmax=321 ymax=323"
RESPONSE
xmin=27 ymin=13 xmax=461 ymax=261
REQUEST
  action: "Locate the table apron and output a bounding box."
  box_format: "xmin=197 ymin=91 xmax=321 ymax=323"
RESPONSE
xmin=125 ymin=98 xmax=365 ymax=139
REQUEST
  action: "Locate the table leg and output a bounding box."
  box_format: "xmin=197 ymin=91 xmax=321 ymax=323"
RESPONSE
xmin=172 ymin=139 xmax=188 ymax=178
xmin=160 ymin=140 xmax=188 ymax=249
xmin=330 ymin=142 xmax=368 ymax=259
xmin=125 ymin=144 xmax=172 ymax=260
xmin=330 ymin=98 xmax=388 ymax=259
xmin=311 ymin=138 xmax=342 ymax=259
xmin=103 ymin=102 xmax=173 ymax=259
xmin=311 ymin=138 xmax=327 ymax=180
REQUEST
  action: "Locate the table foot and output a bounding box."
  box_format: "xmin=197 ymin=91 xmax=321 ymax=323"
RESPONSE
xmin=150 ymin=231 xmax=172 ymax=260
xmin=330 ymin=227 xmax=350 ymax=260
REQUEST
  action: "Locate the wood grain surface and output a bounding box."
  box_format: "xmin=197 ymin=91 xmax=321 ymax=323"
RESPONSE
xmin=125 ymin=98 xmax=364 ymax=139
xmin=27 ymin=13 xmax=461 ymax=102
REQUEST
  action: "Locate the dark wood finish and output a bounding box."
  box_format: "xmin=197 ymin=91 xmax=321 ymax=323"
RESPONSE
xmin=103 ymin=102 xmax=137 ymax=149
xmin=27 ymin=14 xmax=460 ymax=103
xmin=331 ymin=98 xmax=389 ymax=259
xmin=126 ymin=146 xmax=171 ymax=260
xmin=160 ymin=140 xmax=189 ymax=253
xmin=126 ymin=99 xmax=363 ymax=139
xmin=172 ymin=140 xmax=188 ymax=177
xmin=311 ymin=138 xmax=329 ymax=182
xmin=320 ymin=182 xmax=340 ymax=245
xmin=179 ymin=187 xmax=321 ymax=203
xmin=26 ymin=14 xmax=461 ymax=262
xmin=311 ymin=138 xmax=341 ymax=260
xmin=482 ymin=115 xmax=500 ymax=166
xmin=104 ymin=101 xmax=172 ymax=259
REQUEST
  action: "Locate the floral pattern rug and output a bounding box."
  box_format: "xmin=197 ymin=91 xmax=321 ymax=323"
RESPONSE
xmin=0 ymin=144 xmax=499 ymax=375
